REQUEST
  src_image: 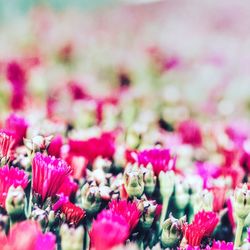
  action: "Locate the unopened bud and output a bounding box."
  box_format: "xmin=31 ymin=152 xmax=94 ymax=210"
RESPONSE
xmin=124 ymin=163 xmax=144 ymax=198
xmin=5 ymin=186 xmax=27 ymax=223
xmin=161 ymin=214 xmax=186 ymax=248
xmin=60 ymin=224 xmax=84 ymax=250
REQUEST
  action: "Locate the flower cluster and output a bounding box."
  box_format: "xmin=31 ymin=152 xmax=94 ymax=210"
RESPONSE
xmin=1 ymin=2 xmax=250 ymax=250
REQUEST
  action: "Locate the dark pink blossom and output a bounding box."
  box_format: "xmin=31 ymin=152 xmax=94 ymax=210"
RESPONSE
xmin=47 ymin=135 xmax=63 ymax=158
xmin=32 ymin=153 xmax=71 ymax=202
xmin=182 ymin=211 xmax=219 ymax=247
xmin=0 ymin=220 xmax=55 ymax=250
xmin=0 ymin=165 xmax=28 ymax=208
xmin=5 ymin=113 xmax=28 ymax=146
xmin=90 ymin=210 xmax=129 ymax=250
xmin=177 ymin=119 xmax=202 ymax=146
xmin=136 ymin=148 xmax=176 ymax=176
xmin=108 ymin=200 xmax=141 ymax=231
xmin=69 ymin=132 xmax=115 ymax=163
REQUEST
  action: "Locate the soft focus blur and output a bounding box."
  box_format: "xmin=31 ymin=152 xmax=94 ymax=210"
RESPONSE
xmin=0 ymin=0 xmax=250 ymax=121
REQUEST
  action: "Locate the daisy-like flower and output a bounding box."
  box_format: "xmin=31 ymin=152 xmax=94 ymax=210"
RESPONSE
xmin=182 ymin=210 xmax=219 ymax=247
xmin=5 ymin=113 xmax=28 ymax=146
xmin=0 ymin=165 xmax=28 ymax=208
xmin=177 ymin=119 xmax=202 ymax=147
xmin=32 ymin=153 xmax=71 ymax=203
xmin=0 ymin=220 xmax=55 ymax=250
xmin=61 ymin=202 xmax=85 ymax=227
xmin=0 ymin=130 xmax=15 ymax=164
xmin=136 ymin=148 xmax=176 ymax=176
xmin=108 ymin=200 xmax=141 ymax=231
xmin=89 ymin=210 xmax=129 ymax=250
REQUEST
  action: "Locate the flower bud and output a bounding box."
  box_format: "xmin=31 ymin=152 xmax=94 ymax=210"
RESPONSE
xmin=234 ymin=184 xmax=250 ymax=220
xmin=24 ymin=135 xmax=53 ymax=153
xmin=173 ymin=178 xmax=189 ymax=211
xmin=5 ymin=186 xmax=27 ymax=223
xmin=126 ymin=127 xmax=142 ymax=149
xmin=192 ymin=189 xmax=213 ymax=214
xmin=92 ymin=157 xmax=112 ymax=173
xmin=159 ymin=170 xmax=175 ymax=198
xmin=138 ymin=198 xmax=157 ymax=230
xmin=161 ymin=214 xmax=186 ymax=248
xmin=81 ymin=182 xmax=102 ymax=215
xmin=60 ymin=224 xmax=84 ymax=250
xmin=31 ymin=207 xmax=49 ymax=229
xmin=124 ymin=163 xmax=144 ymax=198
xmin=142 ymin=164 xmax=156 ymax=196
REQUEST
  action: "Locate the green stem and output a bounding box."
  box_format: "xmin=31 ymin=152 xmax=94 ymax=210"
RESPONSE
xmin=139 ymin=241 xmax=144 ymax=250
xmin=160 ymin=197 xmax=170 ymax=226
xmin=234 ymin=217 xmax=245 ymax=248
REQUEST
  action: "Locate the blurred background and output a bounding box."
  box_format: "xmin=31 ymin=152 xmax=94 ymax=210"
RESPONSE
xmin=0 ymin=0 xmax=250 ymax=124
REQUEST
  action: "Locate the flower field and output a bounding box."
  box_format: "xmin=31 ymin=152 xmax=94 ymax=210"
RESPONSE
xmin=1 ymin=1 xmax=250 ymax=249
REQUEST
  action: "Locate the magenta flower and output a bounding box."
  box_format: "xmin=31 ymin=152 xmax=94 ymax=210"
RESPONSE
xmin=69 ymin=132 xmax=115 ymax=163
xmin=32 ymin=153 xmax=71 ymax=202
xmin=177 ymin=119 xmax=202 ymax=146
xmin=6 ymin=61 xmax=27 ymax=110
xmin=136 ymin=148 xmax=176 ymax=176
xmin=57 ymin=176 xmax=78 ymax=199
xmin=247 ymin=227 xmax=250 ymax=243
xmin=225 ymin=121 xmax=249 ymax=147
xmin=0 ymin=220 xmax=55 ymax=250
xmin=0 ymin=165 xmax=28 ymax=208
xmin=196 ymin=161 xmax=220 ymax=188
xmin=89 ymin=210 xmax=129 ymax=250
xmin=182 ymin=211 xmax=219 ymax=247
xmin=5 ymin=113 xmax=28 ymax=146
xmin=108 ymin=200 xmax=141 ymax=231
xmin=47 ymin=135 xmax=63 ymax=158
xmin=211 ymin=240 xmax=234 ymax=250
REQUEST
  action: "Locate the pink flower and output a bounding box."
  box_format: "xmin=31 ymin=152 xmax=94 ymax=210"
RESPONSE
xmin=57 ymin=176 xmax=78 ymax=199
xmin=61 ymin=202 xmax=85 ymax=227
xmin=5 ymin=113 xmax=28 ymax=146
xmin=0 ymin=130 xmax=15 ymax=162
xmin=136 ymin=148 xmax=176 ymax=176
xmin=211 ymin=240 xmax=234 ymax=250
xmin=68 ymin=80 xmax=90 ymax=100
xmin=32 ymin=153 xmax=71 ymax=202
xmin=64 ymin=153 xmax=87 ymax=180
xmin=6 ymin=61 xmax=27 ymax=110
xmin=69 ymin=132 xmax=115 ymax=163
xmin=177 ymin=119 xmax=202 ymax=146
xmin=225 ymin=121 xmax=249 ymax=147
xmin=108 ymin=200 xmax=141 ymax=231
xmin=247 ymin=227 xmax=250 ymax=243
xmin=208 ymin=186 xmax=227 ymax=213
xmin=47 ymin=135 xmax=63 ymax=158
xmin=0 ymin=220 xmax=55 ymax=250
xmin=89 ymin=210 xmax=129 ymax=250
xmin=196 ymin=162 xmax=220 ymax=188
xmin=183 ymin=211 xmax=219 ymax=247
xmin=0 ymin=166 xmax=28 ymax=208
